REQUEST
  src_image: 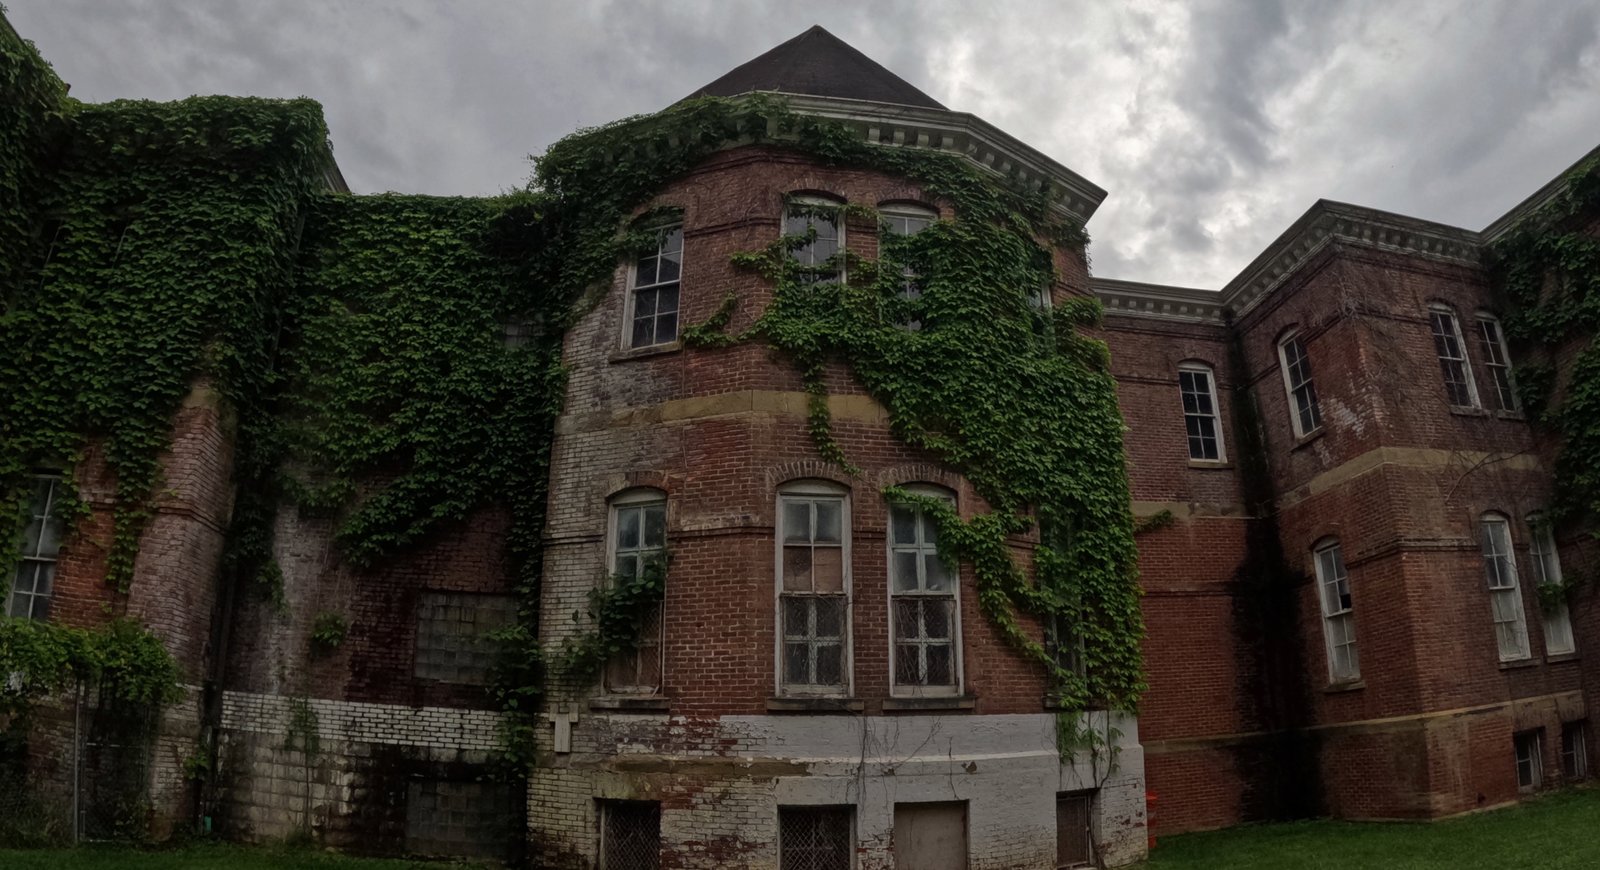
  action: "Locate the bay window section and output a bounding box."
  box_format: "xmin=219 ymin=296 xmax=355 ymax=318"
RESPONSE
xmin=778 ymin=485 xmax=850 ymax=694
xmin=1480 ymin=514 xmax=1530 ymax=662
xmin=888 ymin=487 xmax=959 ymax=695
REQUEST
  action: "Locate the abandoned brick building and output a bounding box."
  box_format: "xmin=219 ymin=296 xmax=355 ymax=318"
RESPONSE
xmin=4 ymin=12 xmax=1600 ymax=870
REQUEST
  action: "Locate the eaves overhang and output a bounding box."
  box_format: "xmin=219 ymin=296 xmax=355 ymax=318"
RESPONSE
xmin=1093 ymin=277 xmax=1224 ymax=324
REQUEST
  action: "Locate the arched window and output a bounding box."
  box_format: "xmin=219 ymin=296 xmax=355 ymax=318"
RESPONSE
xmin=1277 ymin=330 xmax=1322 ymax=437
xmin=605 ymin=488 xmax=667 ymax=693
xmin=1178 ymin=362 xmax=1225 ymax=462
xmin=1475 ymin=313 xmax=1518 ymax=411
xmin=1313 ymin=539 xmax=1358 ymax=683
xmin=1527 ymin=512 xmax=1575 ymax=656
xmin=776 ymin=480 xmax=851 ymax=694
xmin=1479 ymin=512 xmax=1530 ymax=662
xmin=1428 ymin=304 xmax=1479 ymax=408
xmin=625 ymin=220 xmax=682 ymax=349
xmin=887 ymin=484 xmax=960 ymax=695
xmin=785 ymin=194 xmax=845 ymax=286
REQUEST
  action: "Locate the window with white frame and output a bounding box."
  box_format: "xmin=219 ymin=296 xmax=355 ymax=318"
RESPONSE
xmin=888 ymin=486 xmax=959 ymax=694
xmin=1428 ymin=305 xmax=1479 ymax=408
xmin=1314 ymin=540 xmax=1359 ymax=683
xmin=627 ymin=224 xmax=682 ymax=349
xmin=1527 ymin=514 xmax=1575 ymax=656
xmin=1277 ymin=332 xmax=1323 ymax=437
xmin=778 ymin=806 xmax=853 ymax=870
xmin=9 ymin=475 xmax=63 ymax=620
xmin=1476 ymin=315 xmax=1518 ymax=412
xmin=881 ymin=203 xmax=936 ymax=330
xmin=785 ymin=196 xmax=843 ymax=285
xmin=1480 ymin=514 xmax=1530 ymax=662
xmin=1561 ymin=722 xmax=1589 ymax=781
xmin=1514 ymin=730 xmax=1543 ymax=791
xmin=1178 ymin=363 xmax=1225 ymax=461
xmin=778 ymin=484 xmax=849 ymax=693
xmin=605 ymin=490 xmax=667 ymax=693
xmin=598 ymin=800 xmax=660 ymax=870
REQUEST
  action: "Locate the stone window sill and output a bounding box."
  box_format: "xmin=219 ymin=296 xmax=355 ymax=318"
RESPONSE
xmin=766 ymin=697 xmax=864 ymax=714
xmin=1498 ymin=657 xmax=1538 ymax=671
xmin=1323 ymin=680 xmax=1366 ymax=694
xmin=1449 ymin=406 xmax=1491 ymax=418
xmin=609 ymin=341 xmax=682 ymax=363
xmin=1290 ymin=428 xmax=1325 ymax=451
xmin=589 ymin=695 xmax=671 ymax=712
xmin=1188 ymin=460 xmax=1234 ymax=470
xmin=1493 ymin=409 xmax=1526 ymax=422
xmin=883 ymin=695 xmax=975 ymax=712
xmin=1545 ymin=652 xmax=1580 ymax=665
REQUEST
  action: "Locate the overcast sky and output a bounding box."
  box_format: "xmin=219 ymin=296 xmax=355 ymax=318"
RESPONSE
xmin=9 ymin=0 xmax=1600 ymax=288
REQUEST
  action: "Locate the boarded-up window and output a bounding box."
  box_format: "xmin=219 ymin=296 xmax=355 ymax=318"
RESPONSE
xmin=414 ymin=592 xmax=516 ymax=685
xmin=405 ymin=780 xmax=510 ymax=859
xmin=893 ymin=801 xmax=967 ymax=870
xmin=779 ymin=806 xmax=852 ymax=870
xmin=1056 ymin=792 xmax=1093 ymax=868
xmin=599 ymin=800 xmax=660 ymax=870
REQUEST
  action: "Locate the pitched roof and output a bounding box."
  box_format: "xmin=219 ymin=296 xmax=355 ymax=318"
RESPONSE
xmin=682 ymin=25 xmax=945 ymax=110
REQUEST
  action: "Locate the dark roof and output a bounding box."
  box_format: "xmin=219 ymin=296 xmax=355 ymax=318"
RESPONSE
xmin=682 ymin=25 xmax=945 ymax=110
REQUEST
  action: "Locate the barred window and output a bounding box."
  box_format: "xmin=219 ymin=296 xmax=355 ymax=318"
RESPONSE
xmin=9 ymin=475 xmax=63 ymax=621
xmin=1476 ymin=315 xmax=1518 ymax=411
xmin=779 ymin=806 xmax=852 ymax=870
xmin=606 ymin=491 xmax=667 ymax=693
xmin=889 ymin=487 xmax=958 ymax=694
xmin=1428 ymin=305 xmax=1479 ymax=408
xmin=1528 ymin=515 xmax=1574 ymax=656
xmin=1178 ymin=363 xmax=1224 ymax=461
xmin=882 ymin=204 xmax=935 ymax=330
xmin=628 ymin=225 xmax=681 ymax=348
xmin=786 ymin=196 xmax=843 ymax=285
xmin=1313 ymin=540 xmax=1359 ymax=683
xmin=1480 ymin=514 xmax=1530 ymax=662
xmin=598 ymin=800 xmax=660 ymax=870
xmin=779 ymin=484 xmax=849 ymax=693
xmin=1277 ymin=332 xmax=1322 ymax=437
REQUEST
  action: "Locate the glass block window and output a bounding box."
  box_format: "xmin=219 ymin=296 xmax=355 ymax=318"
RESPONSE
xmin=1277 ymin=333 xmax=1322 ymax=437
xmin=1480 ymin=515 xmax=1530 ymax=662
xmin=786 ymin=197 xmax=843 ymax=285
xmin=404 ymin=780 xmax=510 ymax=859
xmin=413 ymin=592 xmax=517 ymax=685
xmin=1429 ymin=305 xmax=1479 ymax=408
xmin=889 ymin=488 xmax=958 ymax=693
xmin=779 ymin=488 xmax=848 ymax=692
xmin=779 ymin=806 xmax=852 ymax=870
xmin=1314 ymin=541 xmax=1359 ymax=683
xmin=629 ymin=225 xmax=681 ymax=348
xmin=1528 ymin=515 xmax=1575 ymax=656
xmin=1178 ymin=364 xmax=1224 ymax=461
xmin=598 ymin=800 xmax=660 ymax=870
xmin=1476 ymin=315 xmax=1518 ymax=411
xmin=606 ymin=493 xmax=667 ymax=693
xmin=9 ymin=475 xmax=64 ymax=621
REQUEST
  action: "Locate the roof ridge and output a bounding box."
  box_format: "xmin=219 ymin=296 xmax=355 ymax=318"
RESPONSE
xmin=680 ymin=25 xmax=945 ymax=110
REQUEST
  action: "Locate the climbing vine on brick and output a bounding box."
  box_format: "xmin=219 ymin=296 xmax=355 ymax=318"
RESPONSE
xmin=1489 ymin=154 xmax=1600 ymax=601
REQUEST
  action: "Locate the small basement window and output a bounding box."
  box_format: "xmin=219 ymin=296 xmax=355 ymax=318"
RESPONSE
xmin=779 ymin=806 xmax=853 ymax=870
xmin=1562 ymin=722 xmax=1589 ymax=781
xmin=598 ymin=800 xmax=660 ymax=870
xmin=1515 ymin=730 xmax=1543 ymax=791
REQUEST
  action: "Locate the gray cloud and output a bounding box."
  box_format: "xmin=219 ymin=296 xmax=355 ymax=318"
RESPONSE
xmin=8 ymin=0 xmax=1600 ymax=287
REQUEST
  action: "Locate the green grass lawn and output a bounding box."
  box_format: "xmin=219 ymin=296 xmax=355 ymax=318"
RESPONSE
xmin=1141 ymin=787 xmax=1600 ymax=869
xmin=0 ymin=841 xmax=485 ymax=869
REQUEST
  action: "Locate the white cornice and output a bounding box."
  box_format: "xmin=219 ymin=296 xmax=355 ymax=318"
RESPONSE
xmin=1092 ymin=278 xmax=1225 ymax=324
xmin=1480 ymin=143 xmax=1600 ymax=244
xmin=770 ymin=93 xmax=1108 ymax=223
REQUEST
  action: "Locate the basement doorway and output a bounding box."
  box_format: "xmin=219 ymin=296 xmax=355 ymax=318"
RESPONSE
xmin=893 ymin=800 xmax=968 ymax=870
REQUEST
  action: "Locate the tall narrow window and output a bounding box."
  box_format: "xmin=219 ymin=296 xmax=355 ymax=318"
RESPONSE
xmin=1314 ymin=540 xmax=1359 ymax=683
xmin=778 ymin=485 xmax=849 ymax=693
xmin=1514 ymin=731 xmax=1543 ymax=791
xmin=9 ymin=476 xmax=63 ymax=620
xmin=882 ymin=204 xmax=935 ymax=330
xmin=628 ymin=224 xmax=682 ymax=348
xmin=1528 ymin=515 xmax=1575 ymax=656
xmin=1428 ymin=305 xmax=1479 ymax=408
xmin=786 ymin=197 xmax=843 ymax=285
xmin=1562 ymin=722 xmax=1589 ymax=781
xmin=779 ymin=806 xmax=852 ymax=870
xmin=889 ymin=487 xmax=959 ymax=694
xmin=1277 ymin=333 xmax=1322 ymax=437
xmin=1480 ymin=514 xmax=1530 ymax=662
xmin=598 ymin=800 xmax=660 ymax=870
xmin=1178 ymin=363 xmax=1225 ymax=461
xmin=605 ymin=491 xmax=667 ymax=693
xmin=1476 ymin=315 xmax=1518 ymax=412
